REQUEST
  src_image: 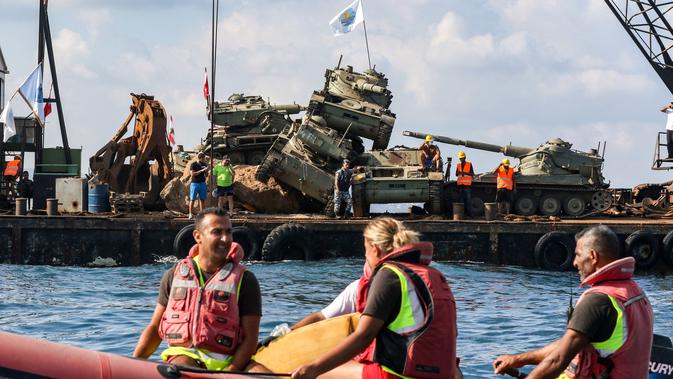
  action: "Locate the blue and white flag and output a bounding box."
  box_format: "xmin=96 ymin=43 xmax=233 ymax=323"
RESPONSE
xmin=18 ymin=63 xmax=45 ymax=123
xmin=329 ymin=0 xmax=364 ymax=36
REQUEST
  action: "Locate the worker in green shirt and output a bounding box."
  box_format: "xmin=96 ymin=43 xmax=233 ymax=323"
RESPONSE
xmin=212 ymin=156 xmax=235 ymax=214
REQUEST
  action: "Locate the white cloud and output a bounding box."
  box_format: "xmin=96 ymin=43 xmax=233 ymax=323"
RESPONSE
xmin=53 ymin=28 xmax=96 ymax=79
xmin=538 ymin=69 xmax=653 ymax=97
xmin=78 ymin=8 xmax=111 ymax=39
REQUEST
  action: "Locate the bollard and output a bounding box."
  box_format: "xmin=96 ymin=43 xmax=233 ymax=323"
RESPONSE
xmin=484 ymin=202 xmax=498 ymax=221
xmin=46 ymin=198 xmax=59 ymax=216
xmin=452 ymin=202 xmax=464 ymax=221
xmin=15 ymin=198 xmax=27 ymax=216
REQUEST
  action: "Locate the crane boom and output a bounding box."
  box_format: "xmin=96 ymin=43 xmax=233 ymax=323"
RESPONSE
xmin=604 ymin=0 xmax=673 ymax=95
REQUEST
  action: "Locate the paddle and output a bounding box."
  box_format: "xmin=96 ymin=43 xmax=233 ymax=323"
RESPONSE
xmin=157 ymin=364 xmax=291 ymax=378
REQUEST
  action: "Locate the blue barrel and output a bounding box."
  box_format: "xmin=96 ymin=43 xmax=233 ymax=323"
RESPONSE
xmin=88 ymin=184 xmax=110 ymax=213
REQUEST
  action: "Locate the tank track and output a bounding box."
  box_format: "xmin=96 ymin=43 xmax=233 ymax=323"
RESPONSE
xmin=372 ymin=124 xmax=392 ymax=150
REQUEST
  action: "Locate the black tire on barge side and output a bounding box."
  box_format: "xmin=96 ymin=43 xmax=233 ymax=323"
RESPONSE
xmin=262 ymin=223 xmax=317 ymax=261
xmin=534 ymin=232 xmax=575 ymax=271
xmin=232 ymin=226 xmax=261 ymax=261
xmin=625 ymin=230 xmax=660 ymax=270
xmin=173 ymin=224 xmax=196 ymax=257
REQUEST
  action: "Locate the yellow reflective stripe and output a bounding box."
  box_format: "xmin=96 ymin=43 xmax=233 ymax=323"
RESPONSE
xmin=160 ymin=346 xmax=233 ymax=370
xmin=591 ymin=295 xmax=626 ymax=356
xmin=556 ymin=373 xmax=572 ymax=379
xmin=381 ymin=364 xmax=412 ymax=379
xmin=236 ymin=270 xmax=244 ymax=302
xmin=384 ymin=265 xmax=423 ymax=334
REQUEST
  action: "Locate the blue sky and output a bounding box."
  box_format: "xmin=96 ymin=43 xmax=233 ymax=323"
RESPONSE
xmin=1 ymin=0 xmax=671 ymax=187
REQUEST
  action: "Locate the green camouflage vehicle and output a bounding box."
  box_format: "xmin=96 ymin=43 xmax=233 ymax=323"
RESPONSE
xmin=202 ymin=93 xmax=304 ymax=164
xmin=404 ymin=131 xmax=611 ymax=216
xmin=351 ymin=148 xmax=445 ymax=217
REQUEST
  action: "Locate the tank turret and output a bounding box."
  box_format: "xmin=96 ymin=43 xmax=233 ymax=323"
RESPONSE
xmin=201 ymin=93 xmax=305 ymax=164
xmin=308 ymin=63 xmax=396 ymax=150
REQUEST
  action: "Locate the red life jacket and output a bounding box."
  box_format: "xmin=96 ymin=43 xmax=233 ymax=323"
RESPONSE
xmin=564 ymin=257 xmax=653 ymax=379
xmin=356 ymin=242 xmax=457 ymax=379
xmin=4 ymin=159 xmax=20 ymax=177
xmin=158 ymin=256 xmax=246 ymax=355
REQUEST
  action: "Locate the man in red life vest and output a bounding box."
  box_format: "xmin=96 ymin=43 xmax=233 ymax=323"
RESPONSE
xmin=133 ymin=208 xmax=266 ymax=372
xmin=493 ymin=225 xmax=654 ymax=378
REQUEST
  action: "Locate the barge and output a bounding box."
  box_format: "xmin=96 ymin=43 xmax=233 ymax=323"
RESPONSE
xmin=2 ymin=213 xmax=672 ymax=273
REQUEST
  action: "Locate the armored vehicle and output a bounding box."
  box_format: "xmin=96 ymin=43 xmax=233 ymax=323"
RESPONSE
xmin=404 ymin=131 xmax=611 ymax=216
xmin=351 ymin=148 xmax=445 ymax=217
xmin=307 ymin=63 xmax=396 ymax=150
xmin=202 ymin=94 xmax=304 ymax=164
xmin=255 ymin=62 xmax=398 ymax=214
xmin=256 ymin=116 xmax=362 ymax=206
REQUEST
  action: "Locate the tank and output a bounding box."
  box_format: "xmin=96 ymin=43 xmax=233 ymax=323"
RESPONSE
xmin=351 ymin=148 xmax=445 ymax=217
xmin=202 ymin=94 xmax=305 ymax=164
xmin=255 ymin=62 xmax=398 ymax=216
xmin=403 ymin=131 xmax=612 ymax=216
xmin=256 ymin=116 xmax=361 ymax=209
xmin=307 ymin=63 xmax=396 ymax=150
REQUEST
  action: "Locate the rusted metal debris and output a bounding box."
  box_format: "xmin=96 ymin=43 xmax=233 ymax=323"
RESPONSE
xmin=89 ymin=93 xmax=173 ymax=209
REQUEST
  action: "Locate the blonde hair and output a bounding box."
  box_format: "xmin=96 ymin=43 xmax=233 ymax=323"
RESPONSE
xmin=363 ymin=217 xmax=420 ymax=255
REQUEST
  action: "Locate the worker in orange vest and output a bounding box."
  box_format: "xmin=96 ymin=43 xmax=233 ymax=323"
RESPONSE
xmin=495 ymin=158 xmax=515 ymax=215
xmin=3 ymin=155 xmax=21 ymax=179
xmin=455 ymin=151 xmax=474 ymax=217
xmin=3 ymin=155 xmax=22 ymax=200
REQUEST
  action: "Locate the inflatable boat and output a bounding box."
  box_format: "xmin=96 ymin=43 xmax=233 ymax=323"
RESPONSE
xmin=0 ymin=313 xmax=358 ymax=379
xmin=1 ymin=314 xmax=671 ymax=378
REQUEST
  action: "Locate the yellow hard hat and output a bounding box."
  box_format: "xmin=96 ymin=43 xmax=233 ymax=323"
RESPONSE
xmin=425 ymin=135 xmax=433 ymax=142
xmin=458 ymin=151 xmax=466 ymax=159
xmin=502 ymin=158 xmax=510 ymax=166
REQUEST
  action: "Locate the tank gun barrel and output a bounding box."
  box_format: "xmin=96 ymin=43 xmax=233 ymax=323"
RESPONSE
xmin=353 ymin=79 xmax=386 ymax=94
xmin=402 ymin=131 xmax=534 ymax=157
xmin=270 ymin=103 xmax=306 ymax=115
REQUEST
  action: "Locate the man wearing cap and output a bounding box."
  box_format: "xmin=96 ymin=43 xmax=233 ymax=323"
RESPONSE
xmin=212 ymin=156 xmax=235 ymax=214
xmin=189 ymin=152 xmax=209 ymax=219
xmin=420 ymin=135 xmax=442 ymax=172
xmin=455 ymin=151 xmax=474 ymax=217
xmin=334 ymin=159 xmax=353 ymax=219
xmin=495 ymin=158 xmax=515 ymax=215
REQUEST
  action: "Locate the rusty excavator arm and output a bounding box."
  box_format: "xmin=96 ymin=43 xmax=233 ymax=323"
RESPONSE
xmin=89 ymin=93 xmax=173 ymax=206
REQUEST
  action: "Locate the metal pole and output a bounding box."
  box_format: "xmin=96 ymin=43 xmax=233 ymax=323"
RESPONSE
xmin=360 ymin=0 xmax=372 ymax=70
xmin=209 ymin=0 xmax=219 ymax=206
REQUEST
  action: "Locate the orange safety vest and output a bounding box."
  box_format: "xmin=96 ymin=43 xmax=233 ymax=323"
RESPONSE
xmin=3 ymin=160 xmax=20 ymax=177
xmin=457 ymin=162 xmax=473 ymax=186
xmin=496 ymin=166 xmax=514 ymax=190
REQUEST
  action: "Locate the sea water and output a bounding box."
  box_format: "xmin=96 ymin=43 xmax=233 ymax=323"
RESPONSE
xmin=1 ymin=259 xmax=672 ymax=378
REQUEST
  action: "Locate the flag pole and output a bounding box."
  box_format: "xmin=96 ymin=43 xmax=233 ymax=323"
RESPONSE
xmin=209 ymin=0 xmax=219 ymax=208
xmin=361 ymin=0 xmax=372 ymax=69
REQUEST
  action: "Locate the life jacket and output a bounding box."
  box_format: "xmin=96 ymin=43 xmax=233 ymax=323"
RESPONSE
xmin=457 ymin=162 xmax=473 ymax=186
xmin=563 ymin=257 xmax=653 ymax=379
xmin=496 ymin=166 xmax=514 ymax=190
xmin=158 ymin=255 xmax=246 ymax=355
xmin=357 ymin=243 xmax=457 ymax=379
xmin=4 ymin=160 xmax=20 ymax=177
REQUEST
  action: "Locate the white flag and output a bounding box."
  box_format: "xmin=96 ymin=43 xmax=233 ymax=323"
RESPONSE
xmin=0 ymin=104 xmax=16 ymax=142
xmin=329 ymin=0 xmax=364 ymax=36
xmin=18 ymin=63 xmax=45 ymax=122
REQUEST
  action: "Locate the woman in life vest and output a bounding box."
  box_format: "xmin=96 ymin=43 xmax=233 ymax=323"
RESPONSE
xmin=291 ymin=217 xmax=459 ymax=379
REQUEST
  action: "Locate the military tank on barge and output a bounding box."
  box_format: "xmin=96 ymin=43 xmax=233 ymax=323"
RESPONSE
xmin=202 ymin=94 xmax=305 ymax=164
xmin=255 ymin=61 xmax=397 ymax=211
xmin=404 ymin=131 xmax=612 ymax=216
